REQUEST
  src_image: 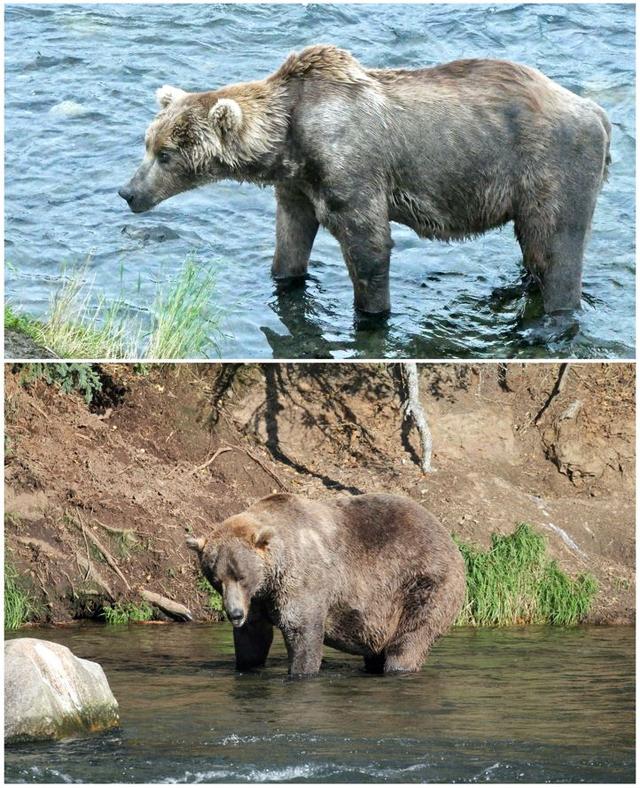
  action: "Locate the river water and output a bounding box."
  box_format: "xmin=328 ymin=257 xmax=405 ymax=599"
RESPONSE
xmin=4 ymin=624 xmax=635 ymax=783
xmin=4 ymin=3 xmax=635 ymax=359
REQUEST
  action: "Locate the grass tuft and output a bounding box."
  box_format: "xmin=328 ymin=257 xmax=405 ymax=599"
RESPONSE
xmin=102 ymin=601 xmax=154 ymax=625
xmin=5 ymin=562 xmax=36 ymax=629
xmin=146 ymin=257 xmax=223 ymax=359
xmin=455 ymin=523 xmax=598 ymax=626
xmin=5 ymin=256 xmax=224 ymax=359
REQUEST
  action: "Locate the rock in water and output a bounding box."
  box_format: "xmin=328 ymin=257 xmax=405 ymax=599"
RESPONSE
xmin=4 ymin=638 xmax=119 ymax=743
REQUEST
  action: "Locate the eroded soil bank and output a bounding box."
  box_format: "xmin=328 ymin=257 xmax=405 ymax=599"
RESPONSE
xmin=4 ymin=362 xmax=635 ymax=625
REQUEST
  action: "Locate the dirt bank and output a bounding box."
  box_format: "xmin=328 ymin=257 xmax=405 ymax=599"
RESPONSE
xmin=4 ymin=362 xmax=635 ymax=625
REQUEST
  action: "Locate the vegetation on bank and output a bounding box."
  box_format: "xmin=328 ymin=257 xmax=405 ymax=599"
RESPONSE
xmin=102 ymin=601 xmax=154 ymax=625
xmin=455 ymin=523 xmax=598 ymax=626
xmin=197 ymin=576 xmax=225 ymax=616
xmin=5 ymin=562 xmax=37 ymax=630
xmin=18 ymin=363 xmax=104 ymax=404
xmin=5 ymin=257 xmax=224 ymax=359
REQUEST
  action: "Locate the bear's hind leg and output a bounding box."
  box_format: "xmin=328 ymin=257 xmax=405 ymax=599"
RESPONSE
xmin=272 ymin=186 xmax=319 ymax=280
xmin=233 ymin=615 xmax=274 ymax=671
xmin=363 ymin=653 xmax=385 ymax=674
xmin=518 ymin=221 xmax=589 ymax=314
xmin=383 ymin=629 xmax=433 ymax=673
xmin=384 ymin=569 xmax=465 ymax=674
xmin=516 ymin=154 xmax=601 ymax=314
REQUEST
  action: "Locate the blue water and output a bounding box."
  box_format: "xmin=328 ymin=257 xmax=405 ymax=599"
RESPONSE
xmin=4 ymin=3 xmax=636 ymax=359
xmin=4 ymin=624 xmax=635 ymax=783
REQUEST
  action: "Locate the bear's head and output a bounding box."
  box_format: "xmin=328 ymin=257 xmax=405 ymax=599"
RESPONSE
xmin=186 ymin=514 xmax=274 ymax=628
xmin=118 ymin=86 xmax=247 ymax=213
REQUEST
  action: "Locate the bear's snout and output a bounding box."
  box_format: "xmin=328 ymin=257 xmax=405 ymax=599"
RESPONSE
xmin=227 ymin=607 xmax=245 ymax=627
xmin=118 ymin=185 xmax=134 ymax=205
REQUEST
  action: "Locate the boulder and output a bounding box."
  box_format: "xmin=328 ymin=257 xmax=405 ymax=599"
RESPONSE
xmin=5 ymin=638 xmax=119 ymax=743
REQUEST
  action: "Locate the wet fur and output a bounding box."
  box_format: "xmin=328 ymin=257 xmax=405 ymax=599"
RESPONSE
xmin=121 ymin=44 xmax=611 ymax=314
xmin=188 ymin=492 xmax=466 ymax=677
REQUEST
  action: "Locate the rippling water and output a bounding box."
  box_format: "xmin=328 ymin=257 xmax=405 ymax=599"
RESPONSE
xmin=4 ymin=3 xmax=635 ymax=359
xmin=4 ymin=624 xmax=635 ymax=783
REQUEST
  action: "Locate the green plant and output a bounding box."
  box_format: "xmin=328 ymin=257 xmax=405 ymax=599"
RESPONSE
xmin=145 ymin=257 xmax=223 ymax=359
xmin=4 ymin=562 xmax=36 ymax=629
xmin=6 ymin=256 xmax=225 ymax=359
xmin=19 ymin=363 xmax=103 ymax=404
xmin=455 ymin=523 xmax=598 ymax=626
xmin=5 ymin=304 xmax=43 ymax=341
xmin=197 ymin=576 xmax=224 ymax=614
xmin=102 ymin=601 xmax=154 ymax=625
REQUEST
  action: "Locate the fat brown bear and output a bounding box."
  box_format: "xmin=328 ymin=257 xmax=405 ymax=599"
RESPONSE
xmin=185 ymin=492 xmax=466 ymax=677
xmin=119 ymin=45 xmax=611 ymax=317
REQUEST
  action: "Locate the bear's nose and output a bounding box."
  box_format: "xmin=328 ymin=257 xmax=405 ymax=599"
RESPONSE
xmin=118 ymin=186 xmax=134 ymax=204
xmin=227 ymin=608 xmax=244 ymax=624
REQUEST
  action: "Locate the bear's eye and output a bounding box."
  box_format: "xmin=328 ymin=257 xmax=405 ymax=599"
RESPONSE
xmin=156 ymin=149 xmax=172 ymax=166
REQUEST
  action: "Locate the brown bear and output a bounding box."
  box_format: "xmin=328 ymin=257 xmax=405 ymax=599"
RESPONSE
xmin=186 ymin=492 xmax=466 ymax=677
xmin=119 ymin=45 xmax=610 ymax=317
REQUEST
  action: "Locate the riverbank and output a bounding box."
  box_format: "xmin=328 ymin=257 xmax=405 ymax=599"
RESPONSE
xmin=4 ymin=363 xmax=635 ymax=626
xmin=4 ymin=257 xmax=224 ymax=360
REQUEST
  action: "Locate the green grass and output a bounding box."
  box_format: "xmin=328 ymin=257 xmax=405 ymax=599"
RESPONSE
xmin=455 ymin=523 xmax=598 ymax=626
xmin=18 ymin=363 xmax=104 ymax=404
xmin=196 ymin=576 xmax=224 ymax=614
xmin=146 ymin=257 xmax=222 ymax=359
xmin=5 ymin=304 xmax=43 ymax=341
xmin=6 ymin=256 xmax=224 ymax=359
xmin=4 ymin=562 xmax=36 ymax=629
xmin=102 ymin=601 xmax=154 ymax=625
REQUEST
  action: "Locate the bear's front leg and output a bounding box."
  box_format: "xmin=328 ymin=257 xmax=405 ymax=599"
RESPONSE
xmin=281 ymin=617 xmax=325 ymax=677
xmin=330 ymin=205 xmax=393 ymax=314
xmin=272 ymin=186 xmax=319 ymax=280
xmin=233 ymin=614 xmax=274 ymax=671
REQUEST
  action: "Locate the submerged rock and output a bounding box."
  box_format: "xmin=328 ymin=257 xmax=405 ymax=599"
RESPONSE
xmin=121 ymin=224 xmax=180 ymax=243
xmin=5 ymin=638 xmax=119 ymax=743
xmin=48 ymin=100 xmax=87 ymax=118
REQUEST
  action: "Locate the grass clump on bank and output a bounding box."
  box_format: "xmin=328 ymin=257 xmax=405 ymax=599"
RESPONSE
xmin=456 ymin=523 xmax=598 ymax=626
xmin=197 ymin=576 xmax=225 ymax=617
xmin=102 ymin=601 xmax=154 ymax=625
xmin=5 ymin=256 xmax=224 ymax=359
xmin=5 ymin=304 xmax=43 ymax=342
xmin=5 ymin=562 xmax=36 ymax=630
xmin=19 ymin=363 xmax=104 ymax=404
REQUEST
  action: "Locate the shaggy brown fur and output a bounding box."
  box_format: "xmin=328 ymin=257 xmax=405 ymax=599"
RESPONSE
xmin=120 ymin=45 xmax=611 ymax=315
xmin=187 ymin=492 xmax=466 ymax=677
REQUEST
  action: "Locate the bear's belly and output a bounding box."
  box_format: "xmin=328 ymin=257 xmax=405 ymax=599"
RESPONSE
xmin=323 ymin=608 xmax=390 ymax=656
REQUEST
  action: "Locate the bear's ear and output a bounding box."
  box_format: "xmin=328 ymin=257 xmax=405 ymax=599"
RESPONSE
xmin=185 ymin=535 xmax=206 ymax=554
xmin=209 ymin=98 xmax=243 ymax=135
xmin=251 ymin=526 xmax=274 ymax=551
xmin=156 ymin=85 xmax=188 ymax=109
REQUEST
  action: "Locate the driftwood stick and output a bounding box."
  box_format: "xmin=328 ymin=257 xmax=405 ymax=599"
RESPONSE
xmin=82 ymin=526 xmax=131 ymax=590
xmin=402 ymin=362 xmax=434 ymax=473
xmin=140 ymin=589 xmax=192 ymax=622
xmin=193 ymin=446 xmax=233 ymax=474
xmin=92 ymin=519 xmax=136 ymax=538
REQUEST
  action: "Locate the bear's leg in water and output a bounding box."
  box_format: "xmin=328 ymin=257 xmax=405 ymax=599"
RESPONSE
xmin=282 ymin=617 xmax=325 ymax=677
xmin=363 ymin=653 xmax=386 ymax=674
xmin=271 ymin=186 xmax=319 ymax=280
xmin=383 ymin=572 xmax=464 ymax=673
xmin=233 ymin=614 xmax=274 ymax=671
xmin=516 ymin=125 xmax=604 ymax=314
xmin=332 ymin=204 xmax=393 ymax=314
